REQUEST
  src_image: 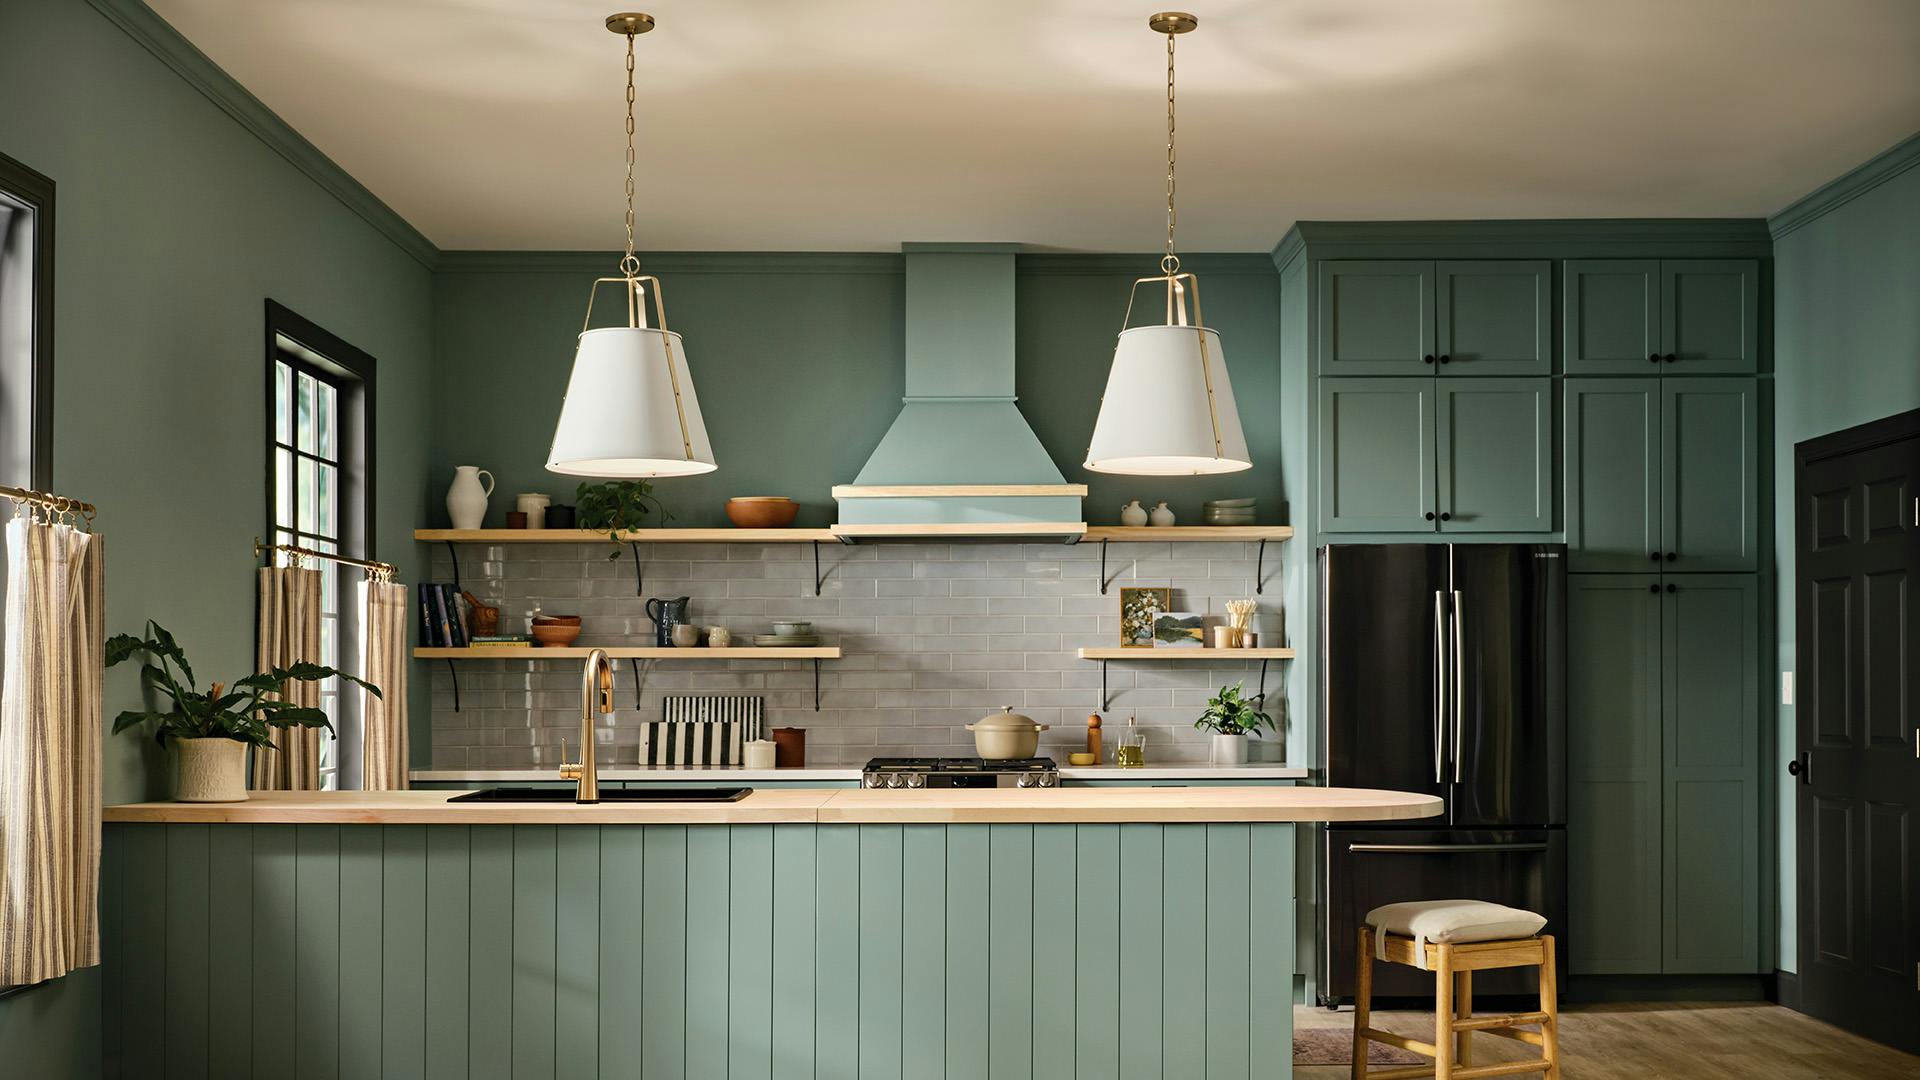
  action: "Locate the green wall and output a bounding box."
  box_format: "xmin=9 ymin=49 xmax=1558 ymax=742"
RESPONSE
xmin=0 ymin=0 xmax=436 ymax=1067
xmin=1769 ymin=131 xmax=1920 ymax=973
xmin=431 ymin=254 xmax=1281 ymax=530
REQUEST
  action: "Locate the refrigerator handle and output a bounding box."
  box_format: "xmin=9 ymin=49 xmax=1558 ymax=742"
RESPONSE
xmin=1349 ymin=842 xmax=1551 ymax=855
xmin=1432 ymin=589 xmax=1447 ymax=785
xmin=1451 ymin=589 xmax=1465 ymax=785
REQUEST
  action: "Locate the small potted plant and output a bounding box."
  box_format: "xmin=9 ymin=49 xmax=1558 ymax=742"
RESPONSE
xmin=107 ymin=620 xmax=379 ymax=802
xmin=1194 ymin=681 xmax=1273 ymax=765
xmin=576 ymin=479 xmax=672 ymax=560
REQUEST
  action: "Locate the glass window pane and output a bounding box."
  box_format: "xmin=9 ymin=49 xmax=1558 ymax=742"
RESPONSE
xmin=275 ymin=449 xmax=294 ymax=530
xmin=275 ymin=361 xmax=291 ymax=444
xmin=297 ymin=457 xmax=316 ymax=534
xmin=297 ymin=371 xmax=315 ymax=453
xmin=316 ymin=464 xmax=335 ymax=538
xmin=317 ymin=381 xmax=336 ymax=460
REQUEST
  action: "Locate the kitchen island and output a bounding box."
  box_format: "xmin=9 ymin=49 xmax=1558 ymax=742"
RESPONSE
xmin=100 ymin=787 xmax=1438 ymax=1079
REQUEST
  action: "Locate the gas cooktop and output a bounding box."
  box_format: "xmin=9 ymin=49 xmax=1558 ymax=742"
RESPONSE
xmin=862 ymin=757 xmax=1060 ymax=788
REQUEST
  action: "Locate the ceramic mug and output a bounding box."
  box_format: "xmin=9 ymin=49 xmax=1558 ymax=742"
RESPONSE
xmin=671 ymin=623 xmax=701 ymax=648
xmin=516 ymin=493 xmax=552 ymax=529
xmin=706 ymin=626 xmax=732 ymax=648
xmin=742 ymin=741 xmax=777 ymax=769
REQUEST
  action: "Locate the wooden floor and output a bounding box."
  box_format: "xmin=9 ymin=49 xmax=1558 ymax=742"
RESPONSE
xmin=1295 ymin=1001 xmax=1919 ymax=1079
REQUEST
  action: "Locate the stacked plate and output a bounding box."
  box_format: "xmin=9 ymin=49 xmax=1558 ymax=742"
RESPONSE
xmin=1202 ymin=497 xmax=1256 ymax=525
xmin=753 ymin=620 xmax=821 ymax=647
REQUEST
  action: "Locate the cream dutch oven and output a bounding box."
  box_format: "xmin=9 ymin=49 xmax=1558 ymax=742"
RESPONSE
xmin=966 ymin=706 xmax=1051 ymax=760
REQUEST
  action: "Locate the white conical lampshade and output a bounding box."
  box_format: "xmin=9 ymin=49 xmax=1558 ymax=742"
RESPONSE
xmin=546 ymin=326 xmax=717 ymax=478
xmin=1084 ymin=323 xmax=1251 ymax=475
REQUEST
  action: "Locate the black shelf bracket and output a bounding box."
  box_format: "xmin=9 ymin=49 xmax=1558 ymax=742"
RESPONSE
xmin=1099 ymin=539 xmax=1110 ymax=595
xmin=445 ymin=540 xmax=461 ymax=592
xmin=446 ymin=659 xmax=460 ymax=712
xmin=1100 ymin=659 xmax=1110 ymax=712
xmin=1255 ymin=539 xmax=1268 ymax=595
xmin=629 ymin=657 xmax=644 ymax=710
xmin=813 ymin=541 xmax=825 ymax=597
xmin=1256 ymin=658 xmax=1269 ymax=703
xmin=630 ymin=541 xmax=644 ymax=597
xmin=813 ymin=658 xmax=822 ymax=711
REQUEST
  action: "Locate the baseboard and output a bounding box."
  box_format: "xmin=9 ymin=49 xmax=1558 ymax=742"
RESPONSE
xmin=1563 ymin=974 xmax=1770 ymax=1003
xmin=1771 ymin=969 xmax=1802 ymax=1009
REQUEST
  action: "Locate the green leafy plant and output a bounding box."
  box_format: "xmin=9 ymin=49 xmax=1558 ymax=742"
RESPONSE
xmin=106 ymin=620 xmax=379 ymax=748
xmin=1194 ymin=681 xmax=1273 ymax=737
xmin=576 ymin=480 xmax=673 ymax=559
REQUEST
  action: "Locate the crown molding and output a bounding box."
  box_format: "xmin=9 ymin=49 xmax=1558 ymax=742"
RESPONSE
xmin=1769 ymin=130 xmax=1920 ymax=240
xmin=434 ymin=251 xmax=906 ymax=275
xmin=1270 ymin=218 xmax=1772 ymax=260
xmin=1014 ymin=253 xmax=1277 ymax=277
xmin=86 ymin=0 xmax=439 ymax=269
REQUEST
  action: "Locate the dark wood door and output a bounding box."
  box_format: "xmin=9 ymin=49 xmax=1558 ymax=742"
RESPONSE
xmin=1795 ymin=410 xmax=1920 ymax=1054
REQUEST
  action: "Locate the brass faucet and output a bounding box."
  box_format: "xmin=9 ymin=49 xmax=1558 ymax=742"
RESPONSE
xmin=558 ymin=648 xmax=615 ymax=803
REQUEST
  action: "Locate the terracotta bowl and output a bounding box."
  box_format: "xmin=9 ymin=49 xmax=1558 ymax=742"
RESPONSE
xmin=530 ymin=616 xmax=582 ymax=648
xmin=725 ymin=497 xmax=799 ymax=528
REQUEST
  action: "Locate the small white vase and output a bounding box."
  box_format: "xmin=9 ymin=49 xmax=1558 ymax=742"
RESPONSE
xmin=174 ymin=738 xmax=249 ymax=802
xmin=446 ymin=466 xmax=495 ymax=530
xmin=1148 ymin=501 xmax=1176 ymax=527
xmin=1119 ymin=499 xmax=1149 ymax=527
xmin=1209 ymin=732 xmax=1249 ymax=765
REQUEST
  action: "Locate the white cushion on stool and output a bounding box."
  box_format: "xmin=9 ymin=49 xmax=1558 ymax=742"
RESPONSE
xmin=1365 ymin=900 xmax=1547 ymax=970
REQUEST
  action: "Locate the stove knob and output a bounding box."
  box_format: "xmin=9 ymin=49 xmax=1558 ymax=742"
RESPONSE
xmin=887 ymin=773 xmax=906 ymax=788
xmin=864 ymin=774 xmax=885 ymax=788
xmin=905 ymin=773 xmax=926 ymax=789
xmin=1037 ymin=773 xmax=1058 ymax=788
xmin=1015 ymin=774 xmax=1035 ymax=788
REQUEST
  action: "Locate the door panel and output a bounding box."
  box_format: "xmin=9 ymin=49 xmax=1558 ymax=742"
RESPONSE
xmin=1564 ymin=260 xmax=1659 ymax=375
xmin=1661 ymin=259 xmax=1759 ymax=374
xmin=1565 ymin=379 xmax=1661 ymax=571
xmin=1437 ymin=379 xmax=1553 ymax=532
xmin=1662 ymin=377 xmax=1758 ymax=571
xmin=1435 ymin=260 xmax=1551 ymax=376
xmin=1321 ymin=544 xmax=1451 ymax=800
xmin=1319 ymin=378 xmax=1437 ymax=532
xmin=1449 ymin=544 xmax=1564 ymax=829
xmin=1317 ymin=261 xmax=1436 ymax=376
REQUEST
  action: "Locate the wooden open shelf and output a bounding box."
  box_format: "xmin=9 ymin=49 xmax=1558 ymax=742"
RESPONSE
xmin=415 ymin=646 xmax=841 ymax=660
xmin=418 ymin=524 xmax=1288 ymax=545
xmin=1078 ymin=647 xmax=1295 ymax=661
xmin=1083 ymin=525 xmax=1293 ymax=542
xmin=415 ymin=528 xmax=835 ymax=544
xmin=830 ymin=522 xmax=1086 ymax=541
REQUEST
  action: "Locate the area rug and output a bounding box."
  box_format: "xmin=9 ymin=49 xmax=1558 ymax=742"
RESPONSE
xmin=1294 ymin=1028 xmax=1425 ymax=1066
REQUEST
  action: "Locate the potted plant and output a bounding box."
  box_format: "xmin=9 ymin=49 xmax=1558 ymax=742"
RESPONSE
xmin=576 ymin=479 xmax=672 ymax=560
xmin=1194 ymin=681 xmax=1273 ymax=765
xmin=107 ymin=620 xmax=380 ymax=802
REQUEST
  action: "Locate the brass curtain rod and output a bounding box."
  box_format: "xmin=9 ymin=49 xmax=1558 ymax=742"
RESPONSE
xmin=1 ymin=483 xmax=96 ymax=520
xmin=254 ymin=538 xmax=398 ymax=580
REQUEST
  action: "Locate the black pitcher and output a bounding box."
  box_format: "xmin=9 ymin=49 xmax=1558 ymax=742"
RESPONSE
xmin=645 ymin=596 xmax=691 ymax=647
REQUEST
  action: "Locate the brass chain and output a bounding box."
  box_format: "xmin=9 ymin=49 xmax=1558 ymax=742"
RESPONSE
xmin=1162 ymin=28 xmax=1179 ymax=276
xmin=620 ymin=27 xmax=641 ymax=277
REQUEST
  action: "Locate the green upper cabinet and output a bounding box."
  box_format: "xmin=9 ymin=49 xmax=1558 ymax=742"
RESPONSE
xmin=1564 ymin=260 xmax=1659 ymax=374
xmin=1661 ymin=378 xmax=1758 ymax=571
xmin=1435 ymin=261 xmax=1552 ymax=375
xmin=1317 ymin=261 xmax=1435 ymax=376
xmin=1436 ymin=378 xmax=1553 ymax=531
xmin=1319 ymin=260 xmax=1550 ymax=376
xmin=1317 ymin=377 xmax=1435 ymax=531
xmin=1566 ymin=259 xmax=1758 ymax=375
xmin=1565 ymin=379 xmax=1660 ymax=571
xmin=1662 ymin=260 xmax=1760 ymax=374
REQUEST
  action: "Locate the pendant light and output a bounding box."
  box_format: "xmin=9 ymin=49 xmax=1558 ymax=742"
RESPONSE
xmin=1084 ymin=12 xmax=1251 ymax=476
xmin=547 ymin=13 xmax=716 ymax=479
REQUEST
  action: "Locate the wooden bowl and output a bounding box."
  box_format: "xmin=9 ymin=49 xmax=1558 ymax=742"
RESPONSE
xmin=530 ymin=617 xmax=582 ymax=648
xmin=725 ymin=497 xmax=799 ymax=528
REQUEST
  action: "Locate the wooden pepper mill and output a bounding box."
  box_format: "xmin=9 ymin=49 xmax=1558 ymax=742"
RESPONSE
xmin=1086 ymin=713 xmax=1103 ymax=764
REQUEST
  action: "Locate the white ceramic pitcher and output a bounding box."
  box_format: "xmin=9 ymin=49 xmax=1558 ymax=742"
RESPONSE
xmin=446 ymin=466 xmax=494 ymax=530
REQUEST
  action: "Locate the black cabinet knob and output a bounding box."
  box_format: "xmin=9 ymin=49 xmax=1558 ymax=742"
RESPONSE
xmin=1649 ymin=552 xmax=1661 ymax=561
xmin=1649 ymin=352 xmax=1661 ymax=363
xmin=1663 ymin=353 xmax=1678 ymax=363
xmin=1665 ymin=583 xmax=1678 ymax=593
xmin=1423 ymin=354 xmax=1436 ymax=365
xmin=1439 ymin=511 xmax=1452 ymax=521
xmin=1438 ymin=354 xmax=1451 ymax=364
xmin=1648 ymin=583 xmax=1660 ymax=593
xmin=1787 ymin=758 xmax=1803 ymax=776
xmin=1665 ymin=551 xmax=1677 ymax=562
xmin=1424 ymin=511 xmax=1436 ymax=521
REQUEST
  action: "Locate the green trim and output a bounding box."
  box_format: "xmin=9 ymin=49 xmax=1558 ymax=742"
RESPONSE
xmin=1270 ymin=228 xmax=1306 ymax=273
xmin=1269 ymin=219 xmax=1771 ymax=261
xmin=84 ymin=0 xmax=439 ymax=269
xmin=434 ymin=251 xmax=905 ymax=276
xmin=1015 ymin=252 xmax=1277 ymax=276
xmin=1769 ymin=129 xmax=1920 ymax=239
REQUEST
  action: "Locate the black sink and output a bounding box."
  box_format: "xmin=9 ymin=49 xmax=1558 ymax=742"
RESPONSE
xmin=447 ymin=786 xmax=752 ymax=803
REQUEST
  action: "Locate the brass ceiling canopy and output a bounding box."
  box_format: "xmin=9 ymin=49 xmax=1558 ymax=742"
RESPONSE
xmin=1147 ymin=11 xmax=1197 ymax=34
xmin=604 ymin=12 xmax=655 ymax=36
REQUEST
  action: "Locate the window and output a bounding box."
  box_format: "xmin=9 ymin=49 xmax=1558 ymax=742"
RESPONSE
xmin=266 ymin=301 xmax=375 ymax=789
xmin=0 ymin=151 xmax=53 ymax=491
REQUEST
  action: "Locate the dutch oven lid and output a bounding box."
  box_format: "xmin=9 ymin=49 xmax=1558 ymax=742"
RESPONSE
xmin=969 ymin=705 xmax=1045 ymax=732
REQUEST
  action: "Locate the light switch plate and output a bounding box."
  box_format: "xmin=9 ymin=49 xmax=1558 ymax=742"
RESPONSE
xmin=1782 ymin=671 xmax=1795 ymax=706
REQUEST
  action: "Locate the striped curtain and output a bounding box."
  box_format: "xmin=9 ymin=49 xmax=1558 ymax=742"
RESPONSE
xmin=249 ymin=566 xmax=322 ymax=791
xmin=359 ymin=579 xmax=408 ymax=790
xmin=0 ymin=517 xmax=105 ymax=986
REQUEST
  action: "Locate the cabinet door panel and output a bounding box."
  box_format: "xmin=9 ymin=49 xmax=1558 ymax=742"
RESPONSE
xmin=1662 ymin=378 xmax=1758 ymax=571
xmin=1317 ymin=378 xmax=1436 ymax=532
xmin=1567 ymin=574 xmax=1664 ymax=974
xmin=1564 ymin=260 xmax=1659 ymax=375
xmin=1316 ymin=261 xmax=1436 ymax=376
xmin=1565 ymin=379 xmax=1660 ymax=571
xmin=1436 ymin=378 xmax=1553 ymax=532
xmin=1661 ymin=575 xmax=1760 ymax=972
xmin=1436 ymin=260 xmax=1552 ymax=375
xmin=1662 ymin=260 xmax=1759 ymax=374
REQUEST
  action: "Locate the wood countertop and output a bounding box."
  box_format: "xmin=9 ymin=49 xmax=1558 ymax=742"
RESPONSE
xmin=104 ymin=786 xmax=1439 ymax=825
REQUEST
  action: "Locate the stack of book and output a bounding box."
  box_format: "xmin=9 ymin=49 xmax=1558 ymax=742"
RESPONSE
xmin=416 ymin=583 xmax=469 ymax=647
xmin=470 ymin=635 xmax=533 ymax=649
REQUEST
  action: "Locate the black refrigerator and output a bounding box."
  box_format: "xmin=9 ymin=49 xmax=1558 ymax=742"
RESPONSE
xmin=1317 ymin=543 xmax=1566 ymax=1002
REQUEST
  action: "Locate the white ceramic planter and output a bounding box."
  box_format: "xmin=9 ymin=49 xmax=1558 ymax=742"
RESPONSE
xmin=174 ymin=737 xmax=249 ymax=802
xmin=1209 ymin=732 xmax=1249 ymax=765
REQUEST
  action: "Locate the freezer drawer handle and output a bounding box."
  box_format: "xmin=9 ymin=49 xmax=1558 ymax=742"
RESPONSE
xmin=1348 ymin=842 xmax=1551 ymax=854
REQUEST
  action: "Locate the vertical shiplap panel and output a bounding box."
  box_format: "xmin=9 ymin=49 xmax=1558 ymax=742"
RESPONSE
xmin=641 ymin=826 xmax=688 ymax=1080
xmin=1076 ymin=825 xmax=1121 ymax=1079
xmin=943 ymin=825 xmax=990 ymax=1080
xmin=986 ymin=824 xmax=1033 ymax=1080
xmin=252 ymin=825 xmax=298 ymax=1080
xmin=1117 ymin=824 xmax=1164 ymax=1080
xmin=599 ymin=827 xmax=646 ymax=1071
xmin=1248 ymin=826 xmax=1294 ymax=1077
xmin=163 ymin=823 xmax=210 ymax=1078
xmin=100 ymin=826 xmax=126 ymax=1080
xmin=1204 ymin=825 xmax=1252 ymax=1080
xmin=207 ymin=826 xmax=253 ymax=1080
xmin=294 ymin=824 xmax=342 ymax=1080
xmin=858 ymin=825 xmax=905 ymax=1079
xmin=467 ymin=825 xmax=514 ymax=1080
xmin=1160 ymin=825 xmax=1208 ymax=1077
xmin=555 ymin=826 xmax=602 ymax=1080
xmin=812 ymin=825 xmax=860 ymax=1079
xmin=382 ymin=826 xmax=429 ymax=1080
xmin=120 ymin=825 xmax=168 ymax=1078
xmin=424 ymin=827 xmax=471 ymax=1080
xmin=770 ymin=825 xmax=816 ymax=1080
xmin=728 ymin=825 xmax=775 ymax=1080
xmin=339 ymin=827 xmax=385 ymax=1080
xmin=512 ymin=826 xmax=560 ymax=1080
xmin=900 ymin=825 xmax=946 ymax=1080
xmin=1030 ymin=824 xmax=1076 ymax=1079
xmin=686 ymin=827 xmax=732 ymax=1079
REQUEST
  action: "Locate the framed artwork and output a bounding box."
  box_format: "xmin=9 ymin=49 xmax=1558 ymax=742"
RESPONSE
xmin=1120 ymin=587 xmax=1171 ymax=647
xmin=1152 ymin=611 xmax=1206 ymax=647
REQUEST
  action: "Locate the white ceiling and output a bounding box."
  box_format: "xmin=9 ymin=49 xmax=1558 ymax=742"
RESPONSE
xmin=149 ymin=0 xmax=1920 ymax=252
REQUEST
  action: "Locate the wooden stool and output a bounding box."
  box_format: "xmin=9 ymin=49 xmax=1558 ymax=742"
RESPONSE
xmin=1351 ymin=919 xmax=1559 ymax=1079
